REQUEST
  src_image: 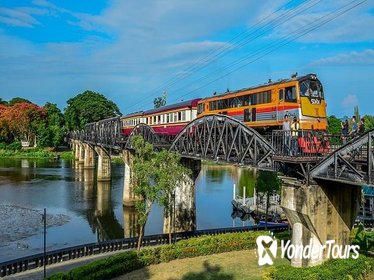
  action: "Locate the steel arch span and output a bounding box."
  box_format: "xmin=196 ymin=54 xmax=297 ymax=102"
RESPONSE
xmin=125 ymin=123 xmax=161 ymax=149
xmin=310 ymin=129 xmax=374 ymax=187
xmin=169 ymin=114 xmax=275 ymax=168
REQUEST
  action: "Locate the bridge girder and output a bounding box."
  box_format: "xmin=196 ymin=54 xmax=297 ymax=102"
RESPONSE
xmin=125 ymin=123 xmax=161 ymax=149
xmin=169 ymin=114 xmax=274 ymax=169
xmin=310 ymin=129 xmax=374 ymax=187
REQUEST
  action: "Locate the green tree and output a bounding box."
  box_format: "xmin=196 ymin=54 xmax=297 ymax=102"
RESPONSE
xmin=131 ymin=135 xmax=191 ymax=248
xmin=327 ymin=115 xmax=341 ymax=135
xmin=64 ymin=90 xmax=121 ymax=130
xmin=155 ymin=150 xmax=191 ymax=244
xmin=8 ymin=97 xmax=32 ymax=106
xmin=256 ymin=170 xmax=281 ymax=229
xmin=153 ymin=91 xmax=167 ymax=108
xmin=363 ymin=115 xmax=374 ymax=132
xmin=131 ymin=136 xmax=159 ymax=250
xmin=354 ymin=105 xmax=360 ymax=121
xmin=37 ymin=103 xmax=66 ymax=147
xmin=0 ymin=98 xmax=7 ymax=105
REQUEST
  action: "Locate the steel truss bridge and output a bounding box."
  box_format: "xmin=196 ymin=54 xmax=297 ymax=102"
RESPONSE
xmin=69 ymin=115 xmax=374 ymax=187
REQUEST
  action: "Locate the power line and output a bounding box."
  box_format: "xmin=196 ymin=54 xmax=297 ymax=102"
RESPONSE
xmin=167 ymin=0 xmax=367 ymax=104
xmin=125 ymin=0 xmax=313 ymax=112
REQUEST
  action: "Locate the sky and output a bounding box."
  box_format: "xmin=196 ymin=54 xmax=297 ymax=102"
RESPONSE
xmin=0 ymin=0 xmax=373 ymax=118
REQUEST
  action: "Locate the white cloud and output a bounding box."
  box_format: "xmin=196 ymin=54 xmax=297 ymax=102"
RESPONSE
xmin=312 ymin=49 xmax=374 ymax=65
xmin=341 ymin=94 xmax=359 ymax=109
xmin=265 ymin=0 xmax=374 ymax=43
xmin=0 ymin=7 xmax=46 ymax=27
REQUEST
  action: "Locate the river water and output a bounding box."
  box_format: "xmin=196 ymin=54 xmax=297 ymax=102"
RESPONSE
xmin=0 ymin=158 xmax=257 ymax=262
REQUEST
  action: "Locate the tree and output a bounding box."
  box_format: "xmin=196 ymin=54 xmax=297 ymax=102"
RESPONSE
xmin=1 ymin=102 xmax=46 ymax=145
xmin=131 ymin=136 xmax=159 ymax=250
xmin=131 ymin=135 xmax=191 ymax=248
xmin=0 ymin=104 xmax=11 ymax=142
xmin=64 ymin=90 xmax=121 ymax=130
xmin=153 ymin=91 xmax=167 ymax=108
xmin=363 ymin=115 xmax=374 ymax=132
xmin=0 ymin=98 xmax=7 ymax=105
xmin=8 ymin=97 xmax=32 ymax=106
xmin=327 ymin=115 xmax=341 ymax=135
xmin=37 ymin=103 xmax=66 ymax=147
xmin=256 ymin=170 xmax=281 ymax=229
xmin=354 ymin=105 xmax=360 ymax=121
xmin=155 ymin=150 xmax=191 ymax=244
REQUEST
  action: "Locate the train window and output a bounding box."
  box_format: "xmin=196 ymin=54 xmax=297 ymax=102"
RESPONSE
xmin=158 ymin=115 xmax=161 ymax=124
xmin=197 ymin=103 xmax=204 ymax=114
xmin=279 ymin=89 xmax=285 ymax=101
xmin=182 ymin=111 xmax=186 ymax=121
xmin=285 ymin=86 xmax=297 ymax=102
xmin=178 ymin=112 xmax=182 ymax=122
xmin=209 ymin=101 xmax=217 ymax=110
xmin=243 ymin=94 xmax=252 ymax=106
xmin=252 ymin=93 xmax=258 ymax=105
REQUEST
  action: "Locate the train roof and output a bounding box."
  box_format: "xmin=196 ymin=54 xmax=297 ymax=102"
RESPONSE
xmin=122 ymin=111 xmax=143 ymax=118
xmin=200 ymin=73 xmax=320 ymax=100
xmin=123 ymin=98 xmax=201 ymax=118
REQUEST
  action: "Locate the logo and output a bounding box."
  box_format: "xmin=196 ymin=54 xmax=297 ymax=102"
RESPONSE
xmin=256 ymin=234 xmax=278 ymax=266
xmin=256 ymin=234 xmax=360 ymax=266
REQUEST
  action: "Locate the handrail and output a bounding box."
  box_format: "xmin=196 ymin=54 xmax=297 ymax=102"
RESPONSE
xmin=0 ymin=224 xmax=288 ymax=277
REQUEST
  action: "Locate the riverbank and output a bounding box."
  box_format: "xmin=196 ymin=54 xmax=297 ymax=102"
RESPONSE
xmin=0 ymin=150 xmax=126 ymax=164
xmin=0 ymin=204 xmax=70 ymax=247
xmin=0 ymin=149 xmax=74 ymax=160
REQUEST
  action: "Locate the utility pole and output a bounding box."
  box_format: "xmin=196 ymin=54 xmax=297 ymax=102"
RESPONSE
xmin=42 ymin=208 xmax=47 ymax=279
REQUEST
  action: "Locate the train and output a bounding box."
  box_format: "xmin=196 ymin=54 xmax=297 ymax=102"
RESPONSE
xmin=121 ymin=73 xmax=327 ymax=136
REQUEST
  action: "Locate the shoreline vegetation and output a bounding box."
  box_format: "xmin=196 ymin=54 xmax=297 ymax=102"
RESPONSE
xmin=0 ymin=148 xmax=74 ymax=160
xmin=0 ymin=148 xmax=125 ymax=164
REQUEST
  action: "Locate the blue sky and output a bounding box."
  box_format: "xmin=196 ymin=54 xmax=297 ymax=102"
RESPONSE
xmin=0 ymin=0 xmax=373 ymax=117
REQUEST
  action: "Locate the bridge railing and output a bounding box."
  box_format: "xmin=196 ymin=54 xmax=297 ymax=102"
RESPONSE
xmin=268 ymin=130 xmax=345 ymax=159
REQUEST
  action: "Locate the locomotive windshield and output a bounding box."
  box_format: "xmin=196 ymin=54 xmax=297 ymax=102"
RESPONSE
xmin=299 ymin=79 xmax=324 ymax=99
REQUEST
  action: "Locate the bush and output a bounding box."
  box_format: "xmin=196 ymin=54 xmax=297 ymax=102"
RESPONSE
xmin=265 ymin=255 xmax=374 ymax=280
xmin=59 ymin=151 xmax=74 ymax=160
xmin=47 ymin=231 xmax=267 ymax=280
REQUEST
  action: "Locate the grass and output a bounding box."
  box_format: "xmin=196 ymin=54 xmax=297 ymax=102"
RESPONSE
xmin=0 ymin=148 xmax=55 ymax=158
xmin=114 ymin=249 xmax=289 ymax=280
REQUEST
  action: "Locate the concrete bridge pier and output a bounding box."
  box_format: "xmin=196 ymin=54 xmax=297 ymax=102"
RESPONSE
xmin=281 ymin=179 xmax=361 ymax=267
xmin=83 ymin=143 xmax=95 ymax=168
xmin=95 ymin=146 xmax=111 ymax=181
xmin=77 ymin=142 xmax=85 ymax=163
xmin=73 ymin=140 xmax=80 ymax=161
xmin=163 ymin=159 xmax=201 ymax=234
xmin=122 ymin=150 xmax=141 ymax=206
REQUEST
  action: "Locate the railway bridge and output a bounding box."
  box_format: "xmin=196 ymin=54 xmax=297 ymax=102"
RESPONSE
xmin=69 ymin=114 xmax=374 ymax=267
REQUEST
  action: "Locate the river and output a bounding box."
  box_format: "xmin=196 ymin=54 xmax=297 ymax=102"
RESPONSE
xmin=0 ymin=158 xmax=257 ymax=262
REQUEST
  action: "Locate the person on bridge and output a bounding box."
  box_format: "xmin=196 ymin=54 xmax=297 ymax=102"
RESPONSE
xmin=291 ymin=117 xmax=299 ymax=156
xmin=358 ymin=117 xmax=365 ymax=135
xmin=350 ymin=116 xmax=358 ymax=137
xmin=341 ymin=119 xmax=349 ymax=145
xmin=283 ymin=114 xmax=291 ymax=155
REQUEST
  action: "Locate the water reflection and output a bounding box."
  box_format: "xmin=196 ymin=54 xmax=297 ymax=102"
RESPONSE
xmin=123 ymin=206 xmax=140 ymax=238
xmin=0 ymin=158 xmax=263 ymax=261
xmin=73 ymin=167 xmax=124 ymax=242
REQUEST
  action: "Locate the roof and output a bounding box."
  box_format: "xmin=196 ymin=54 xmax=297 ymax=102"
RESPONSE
xmin=200 ymin=73 xmax=320 ymax=100
xmin=122 ymin=111 xmax=143 ymax=118
xmin=123 ymin=98 xmax=201 ymax=118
